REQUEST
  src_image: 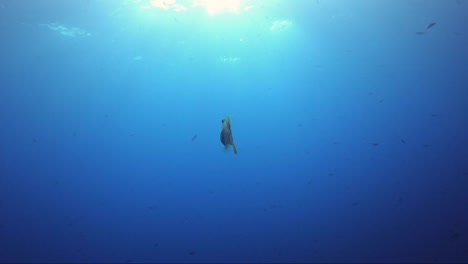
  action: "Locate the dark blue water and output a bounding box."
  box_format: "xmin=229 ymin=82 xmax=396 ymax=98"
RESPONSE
xmin=1 ymin=0 xmax=467 ymax=262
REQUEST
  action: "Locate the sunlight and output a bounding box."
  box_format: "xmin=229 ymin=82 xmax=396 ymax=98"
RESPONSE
xmin=193 ymin=0 xmax=241 ymax=15
xmin=270 ymin=20 xmax=292 ymax=31
xmin=40 ymin=23 xmax=92 ymax=38
xmin=150 ymin=0 xmax=187 ymax=12
xmin=146 ymin=0 xmax=241 ymax=14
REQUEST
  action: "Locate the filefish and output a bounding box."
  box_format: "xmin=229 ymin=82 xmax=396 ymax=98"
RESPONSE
xmin=220 ymin=115 xmax=238 ymax=154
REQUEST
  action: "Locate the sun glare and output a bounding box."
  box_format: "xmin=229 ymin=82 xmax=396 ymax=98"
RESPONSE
xmin=193 ymin=0 xmax=242 ymax=15
xmin=143 ymin=0 xmax=248 ymax=15
xmin=150 ymin=0 xmax=187 ymax=11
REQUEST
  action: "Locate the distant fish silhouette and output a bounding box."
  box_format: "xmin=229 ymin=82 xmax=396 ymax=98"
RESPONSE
xmin=220 ymin=115 xmax=238 ymax=154
xmin=416 ymin=22 xmax=436 ymax=35
xmin=425 ymin=22 xmax=437 ymax=30
xmin=398 ymin=196 xmax=404 ymax=203
xmin=191 ymin=134 xmax=197 ymax=141
xmin=451 ymin=232 xmax=461 ymax=240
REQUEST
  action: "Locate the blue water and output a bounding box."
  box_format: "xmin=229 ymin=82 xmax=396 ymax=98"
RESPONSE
xmin=1 ymin=0 xmax=467 ymax=262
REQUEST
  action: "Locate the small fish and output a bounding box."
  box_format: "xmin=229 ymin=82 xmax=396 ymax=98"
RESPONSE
xmin=372 ymin=143 xmax=379 ymax=147
xmin=415 ymin=31 xmax=425 ymax=35
xmin=220 ymin=115 xmax=238 ymax=154
xmin=191 ymin=134 xmax=197 ymax=141
xmin=451 ymin=232 xmax=461 ymax=240
xmin=398 ymin=196 xmax=404 ymax=203
xmin=426 ymin=22 xmax=437 ymax=30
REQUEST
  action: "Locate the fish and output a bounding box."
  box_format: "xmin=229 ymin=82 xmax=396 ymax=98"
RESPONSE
xmin=415 ymin=31 xmax=425 ymax=35
xmin=425 ymin=22 xmax=437 ymax=30
xmin=220 ymin=115 xmax=238 ymax=154
xmin=191 ymin=134 xmax=197 ymax=141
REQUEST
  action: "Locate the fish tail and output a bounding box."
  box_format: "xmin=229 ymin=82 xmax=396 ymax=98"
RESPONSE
xmin=232 ymin=142 xmax=238 ymax=155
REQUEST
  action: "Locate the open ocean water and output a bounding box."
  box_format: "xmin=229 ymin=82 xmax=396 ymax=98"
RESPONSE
xmin=0 ymin=0 xmax=467 ymax=263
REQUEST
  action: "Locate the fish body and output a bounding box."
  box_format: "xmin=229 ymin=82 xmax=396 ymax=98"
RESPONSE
xmin=426 ymin=22 xmax=436 ymax=30
xmin=220 ymin=115 xmax=238 ymax=154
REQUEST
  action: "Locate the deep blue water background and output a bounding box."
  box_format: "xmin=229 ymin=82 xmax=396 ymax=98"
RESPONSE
xmin=1 ymin=0 xmax=468 ymax=262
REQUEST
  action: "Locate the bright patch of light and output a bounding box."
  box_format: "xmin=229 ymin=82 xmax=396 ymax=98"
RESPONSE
xmin=270 ymin=20 xmax=292 ymax=31
xmin=150 ymin=0 xmax=187 ymax=11
xmin=193 ymin=0 xmax=241 ymax=15
xmin=150 ymin=0 xmax=172 ymax=10
xmin=134 ymin=0 xmax=256 ymax=15
xmin=243 ymin=5 xmax=254 ymax=11
xmin=219 ymin=56 xmax=240 ymax=63
xmin=40 ymin=23 xmax=91 ymax=38
xmin=150 ymin=0 xmax=187 ymax=12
